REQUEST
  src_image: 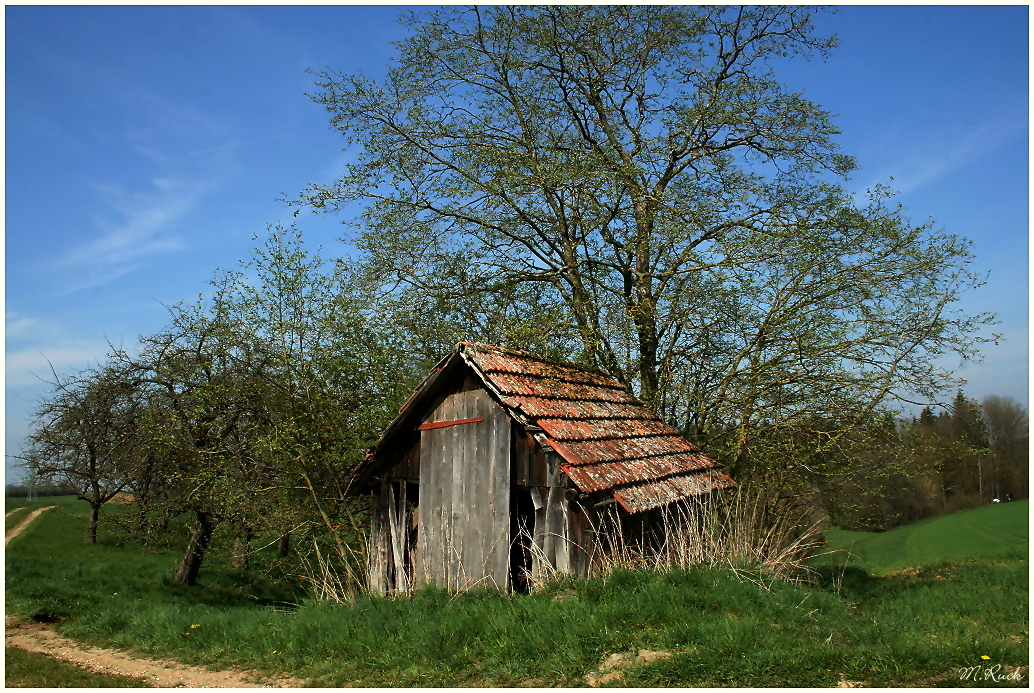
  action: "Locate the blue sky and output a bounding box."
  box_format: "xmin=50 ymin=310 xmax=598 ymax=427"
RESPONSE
xmin=6 ymin=5 xmax=1029 ymax=481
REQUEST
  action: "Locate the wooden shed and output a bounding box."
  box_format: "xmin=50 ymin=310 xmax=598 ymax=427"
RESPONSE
xmin=347 ymin=342 xmax=734 ymax=593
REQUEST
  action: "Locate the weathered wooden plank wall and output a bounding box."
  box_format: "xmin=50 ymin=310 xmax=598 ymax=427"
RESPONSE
xmin=417 ymin=376 xmax=512 ymax=590
xmin=368 ymin=480 xmax=390 ymax=594
xmin=368 ymin=478 xmax=412 ymax=594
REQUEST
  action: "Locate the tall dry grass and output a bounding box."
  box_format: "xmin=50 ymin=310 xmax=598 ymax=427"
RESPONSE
xmin=300 ymin=486 xmax=823 ymax=600
xmin=525 ymin=487 xmax=823 ymax=591
xmin=292 ymin=538 xmax=368 ymax=603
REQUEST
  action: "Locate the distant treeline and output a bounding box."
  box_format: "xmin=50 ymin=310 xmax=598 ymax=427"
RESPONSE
xmin=825 ymin=392 xmax=1028 ymax=532
xmin=5 ymin=481 xmax=76 ymax=498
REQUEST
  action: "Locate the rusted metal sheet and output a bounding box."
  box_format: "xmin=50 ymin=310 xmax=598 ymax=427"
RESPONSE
xmin=416 ymin=417 xmax=485 ymax=430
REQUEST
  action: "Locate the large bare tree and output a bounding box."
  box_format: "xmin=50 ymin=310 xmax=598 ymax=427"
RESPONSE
xmin=294 ymin=5 xmax=995 ymax=492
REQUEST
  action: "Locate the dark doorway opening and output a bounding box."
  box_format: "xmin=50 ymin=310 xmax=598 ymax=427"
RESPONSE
xmin=509 ymin=487 xmax=536 ymax=593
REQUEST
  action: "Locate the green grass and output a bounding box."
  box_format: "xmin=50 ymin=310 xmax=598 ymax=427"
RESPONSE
xmin=5 ymin=496 xmax=1029 ymax=687
xmin=5 ymin=508 xmax=28 ymax=531
xmin=4 ymin=647 xmax=152 ymax=688
xmin=821 ymin=500 xmax=1029 ymax=574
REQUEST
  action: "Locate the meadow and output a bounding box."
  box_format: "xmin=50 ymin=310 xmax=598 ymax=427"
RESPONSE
xmin=4 ymin=496 xmax=1028 ymax=687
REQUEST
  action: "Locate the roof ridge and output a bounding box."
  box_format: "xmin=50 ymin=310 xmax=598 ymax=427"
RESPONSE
xmin=458 ymin=342 xmax=616 ymax=379
xmin=483 ymin=369 xmax=629 ymax=389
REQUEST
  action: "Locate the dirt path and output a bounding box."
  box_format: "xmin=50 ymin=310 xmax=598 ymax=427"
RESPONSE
xmin=5 ymin=505 xmax=307 ymax=687
xmin=5 ymin=618 xmax=306 ymax=688
xmin=6 ymin=508 xmax=24 ymax=519
xmin=5 ymin=506 xmax=55 ymax=546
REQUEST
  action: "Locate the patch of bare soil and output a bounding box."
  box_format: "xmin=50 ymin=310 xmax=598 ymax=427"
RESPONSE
xmin=837 ymin=673 xmax=869 ymax=687
xmin=585 ymin=649 xmax=671 ymax=687
xmin=5 ymin=617 xmax=306 ymax=688
xmin=5 ymin=506 xmax=55 ymax=546
xmin=6 ymin=508 xmax=24 ymax=519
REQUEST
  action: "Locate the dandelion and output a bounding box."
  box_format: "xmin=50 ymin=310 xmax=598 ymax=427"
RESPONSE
xmin=981 ymin=655 xmax=991 ymax=660
xmin=272 ymin=650 xmax=281 ymax=655
xmin=190 ymin=624 xmax=201 ymax=629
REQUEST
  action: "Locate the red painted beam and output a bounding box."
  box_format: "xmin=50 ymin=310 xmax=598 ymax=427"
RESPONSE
xmin=416 ymin=417 xmax=485 ymax=430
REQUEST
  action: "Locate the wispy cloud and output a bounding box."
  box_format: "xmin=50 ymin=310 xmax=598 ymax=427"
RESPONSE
xmin=50 ymin=175 xmax=207 ymax=290
xmin=5 ymin=312 xmax=113 ymax=388
xmin=862 ymin=113 xmax=1026 ymax=196
xmin=47 ymin=89 xmax=236 ymax=293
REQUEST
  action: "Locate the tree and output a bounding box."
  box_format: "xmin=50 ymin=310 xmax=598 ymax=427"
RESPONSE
xmin=209 ymin=226 xmax=410 ymax=580
xmin=108 ymin=226 xmax=409 ymax=586
xmin=116 ymin=303 xmax=275 ymax=586
xmin=294 ymin=6 xmax=995 ymax=496
xmin=981 ymin=395 xmax=1028 ymax=501
xmin=22 ymin=365 xmax=138 ymax=543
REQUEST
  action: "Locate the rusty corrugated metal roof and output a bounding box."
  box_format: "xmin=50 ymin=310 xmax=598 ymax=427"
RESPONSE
xmin=458 ymin=342 xmax=734 ymax=513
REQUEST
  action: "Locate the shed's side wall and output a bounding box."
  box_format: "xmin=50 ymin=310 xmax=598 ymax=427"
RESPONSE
xmin=417 ymin=380 xmax=512 ymax=590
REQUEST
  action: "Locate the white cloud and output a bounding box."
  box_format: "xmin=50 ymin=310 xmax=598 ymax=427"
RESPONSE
xmin=50 ymin=176 xmax=198 ymax=283
xmin=5 ymin=313 xmax=114 ymax=387
xmin=46 ymin=89 xmax=237 ymax=293
xmin=862 ymin=114 xmax=1026 ymax=197
xmin=5 ymin=314 xmax=41 ymax=340
xmin=5 ymin=345 xmax=110 ymax=388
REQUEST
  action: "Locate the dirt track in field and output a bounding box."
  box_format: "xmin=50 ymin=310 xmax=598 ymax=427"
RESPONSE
xmin=4 ymin=504 xmax=306 ymax=687
xmin=5 ymin=506 xmax=55 ymax=546
xmin=5 ymin=618 xmax=306 ymax=687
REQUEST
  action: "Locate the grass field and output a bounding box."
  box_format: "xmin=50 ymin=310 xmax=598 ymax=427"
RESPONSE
xmin=821 ymin=500 xmax=1029 ymax=574
xmin=5 ymin=496 xmax=1029 ymax=687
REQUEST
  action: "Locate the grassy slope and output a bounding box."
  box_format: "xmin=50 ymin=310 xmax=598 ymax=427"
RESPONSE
xmin=4 ymin=496 xmax=1029 ymax=687
xmin=822 ymin=500 xmax=1029 ymax=574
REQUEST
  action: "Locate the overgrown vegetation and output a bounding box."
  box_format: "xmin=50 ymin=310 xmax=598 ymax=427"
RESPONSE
xmin=6 ymin=496 xmax=1028 ymax=687
xmin=296 ymin=5 xmax=997 ymax=501
xmin=16 ymin=228 xmax=409 ymax=588
xmin=6 ymin=7 xmax=1025 ymax=686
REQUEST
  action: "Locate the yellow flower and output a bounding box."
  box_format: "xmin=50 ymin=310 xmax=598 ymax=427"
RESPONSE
xmin=190 ymin=624 xmax=201 ymax=629
xmin=981 ymin=655 xmax=991 ymax=660
xmin=272 ymin=650 xmax=280 ymax=655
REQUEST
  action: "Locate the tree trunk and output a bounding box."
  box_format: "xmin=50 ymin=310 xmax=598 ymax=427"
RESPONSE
xmin=977 ymin=455 xmax=984 ymax=500
xmin=86 ymin=502 xmax=100 ymax=544
xmin=175 ymin=511 xmax=216 ymax=586
xmin=277 ymin=532 xmax=291 ymax=557
xmin=231 ymin=526 xmax=252 ymax=572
